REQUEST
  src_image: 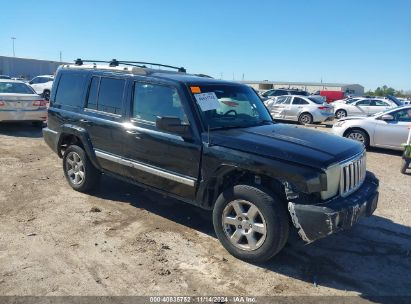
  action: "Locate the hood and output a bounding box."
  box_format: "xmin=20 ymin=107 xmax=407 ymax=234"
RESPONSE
xmin=208 ymin=124 xmax=364 ymax=169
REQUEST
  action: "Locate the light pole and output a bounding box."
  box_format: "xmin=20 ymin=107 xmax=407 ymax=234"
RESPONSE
xmin=11 ymin=37 xmax=16 ymax=57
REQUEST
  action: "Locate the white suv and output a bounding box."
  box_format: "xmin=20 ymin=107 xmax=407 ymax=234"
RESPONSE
xmin=29 ymin=75 xmax=54 ymax=100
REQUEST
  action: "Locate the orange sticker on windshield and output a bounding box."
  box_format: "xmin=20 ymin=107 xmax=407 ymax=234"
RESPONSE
xmin=190 ymin=86 xmax=201 ymax=93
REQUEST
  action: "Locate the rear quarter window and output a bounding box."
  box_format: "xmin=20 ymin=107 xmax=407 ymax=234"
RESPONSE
xmin=54 ymin=73 xmax=87 ymax=107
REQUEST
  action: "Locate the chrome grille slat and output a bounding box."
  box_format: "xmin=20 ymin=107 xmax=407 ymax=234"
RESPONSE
xmin=340 ymin=153 xmax=366 ymax=197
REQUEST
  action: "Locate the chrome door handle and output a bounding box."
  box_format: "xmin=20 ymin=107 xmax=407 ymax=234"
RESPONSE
xmin=80 ymin=119 xmax=90 ymax=123
xmin=126 ymin=130 xmax=140 ymax=135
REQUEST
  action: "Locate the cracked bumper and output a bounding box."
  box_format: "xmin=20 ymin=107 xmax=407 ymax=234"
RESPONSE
xmin=288 ymin=172 xmax=379 ymax=243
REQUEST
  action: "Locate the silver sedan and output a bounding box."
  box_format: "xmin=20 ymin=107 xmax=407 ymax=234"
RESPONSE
xmin=0 ymin=80 xmax=47 ymax=125
xmin=265 ymin=95 xmax=334 ymax=124
xmin=333 ymin=98 xmax=396 ymax=119
xmin=332 ymin=105 xmax=411 ymax=150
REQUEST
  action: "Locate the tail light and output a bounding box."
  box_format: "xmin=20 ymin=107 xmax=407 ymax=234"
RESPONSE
xmin=0 ymin=101 xmax=4 ymax=106
xmin=318 ymin=106 xmax=329 ymax=110
xmin=32 ymin=100 xmax=48 ymax=107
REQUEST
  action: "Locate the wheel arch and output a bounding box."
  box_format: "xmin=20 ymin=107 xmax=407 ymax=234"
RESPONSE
xmin=343 ymin=127 xmax=371 ymax=146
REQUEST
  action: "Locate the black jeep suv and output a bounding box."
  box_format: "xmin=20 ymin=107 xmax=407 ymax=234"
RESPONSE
xmin=43 ymin=59 xmax=379 ymax=262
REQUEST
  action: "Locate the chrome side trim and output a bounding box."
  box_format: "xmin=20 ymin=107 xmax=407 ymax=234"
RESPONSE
xmin=94 ymin=150 xmax=196 ymax=187
xmin=44 ymin=127 xmax=58 ymax=134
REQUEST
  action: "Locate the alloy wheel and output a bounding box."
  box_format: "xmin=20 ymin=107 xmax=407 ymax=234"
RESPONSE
xmin=222 ymin=199 xmax=267 ymax=251
xmin=65 ymin=152 xmax=85 ymax=185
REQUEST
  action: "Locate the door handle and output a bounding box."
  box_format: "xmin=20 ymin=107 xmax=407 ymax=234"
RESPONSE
xmin=126 ymin=130 xmax=140 ymax=135
xmin=80 ymin=119 xmax=90 ymax=123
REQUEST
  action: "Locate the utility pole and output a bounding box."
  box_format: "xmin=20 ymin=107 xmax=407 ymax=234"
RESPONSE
xmin=11 ymin=37 xmax=16 ymax=57
xmin=59 ymin=51 xmax=62 ymax=62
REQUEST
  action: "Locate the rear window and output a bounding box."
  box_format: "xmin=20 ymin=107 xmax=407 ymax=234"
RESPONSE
xmin=55 ymin=73 xmax=87 ymax=107
xmin=0 ymin=82 xmax=34 ymax=94
xmin=308 ymin=97 xmax=324 ymax=104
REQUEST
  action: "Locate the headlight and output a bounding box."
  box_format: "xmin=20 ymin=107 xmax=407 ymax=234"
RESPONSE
xmin=321 ymin=164 xmax=341 ymax=200
xmin=334 ymin=121 xmax=346 ymax=128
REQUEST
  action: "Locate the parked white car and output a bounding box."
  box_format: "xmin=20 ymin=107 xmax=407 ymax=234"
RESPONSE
xmin=265 ymin=95 xmax=334 ymax=124
xmin=334 ymin=98 xmax=397 ymax=119
xmin=332 ymin=97 xmax=365 ymax=104
xmin=332 ymin=105 xmax=411 ymax=150
xmin=28 ymin=75 xmax=54 ymax=100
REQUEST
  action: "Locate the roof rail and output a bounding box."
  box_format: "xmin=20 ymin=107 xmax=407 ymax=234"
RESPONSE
xmin=74 ymin=58 xmax=186 ymax=73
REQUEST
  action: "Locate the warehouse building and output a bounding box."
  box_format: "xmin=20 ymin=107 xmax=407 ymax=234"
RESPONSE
xmin=0 ymin=56 xmax=66 ymax=80
xmin=241 ymin=80 xmax=364 ymax=96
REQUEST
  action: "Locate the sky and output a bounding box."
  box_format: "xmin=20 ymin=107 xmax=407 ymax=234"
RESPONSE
xmin=1 ymin=0 xmax=410 ymax=91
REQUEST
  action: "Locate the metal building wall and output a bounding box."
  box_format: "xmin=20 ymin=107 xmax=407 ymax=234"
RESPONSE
xmin=0 ymin=56 xmax=65 ymax=80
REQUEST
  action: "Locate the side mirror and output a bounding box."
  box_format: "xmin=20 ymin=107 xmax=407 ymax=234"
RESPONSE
xmin=156 ymin=117 xmax=192 ymax=138
xmin=380 ymin=114 xmax=394 ymax=121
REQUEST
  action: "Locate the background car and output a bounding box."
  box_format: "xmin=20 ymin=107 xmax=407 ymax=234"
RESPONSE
xmin=28 ymin=75 xmax=54 ymax=100
xmin=260 ymin=88 xmax=309 ymax=101
xmin=266 ymin=95 xmax=334 ymax=124
xmin=0 ymin=75 xmax=11 ymax=79
xmin=334 ymin=98 xmax=397 ymax=119
xmin=332 ymin=97 xmax=365 ymax=104
xmin=0 ymin=80 xmax=47 ymax=126
xmin=332 ymin=105 xmax=411 ymax=150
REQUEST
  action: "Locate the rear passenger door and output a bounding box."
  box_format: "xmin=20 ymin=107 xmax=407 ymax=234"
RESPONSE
xmin=121 ymin=81 xmax=202 ymax=200
xmin=286 ymin=97 xmax=308 ymax=120
xmin=83 ymin=75 xmax=128 ymax=176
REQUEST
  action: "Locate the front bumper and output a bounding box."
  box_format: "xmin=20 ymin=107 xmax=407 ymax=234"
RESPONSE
xmin=288 ymin=172 xmax=379 ymax=243
xmin=0 ymin=109 xmax=47 ymax=122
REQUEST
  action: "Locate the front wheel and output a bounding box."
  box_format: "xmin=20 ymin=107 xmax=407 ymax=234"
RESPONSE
xmin=345 ymin=129 xmax=369 ymax=148
xmin=213 ymin=185 xmax=289 ymax=263
xmin=63 ymin=145 xmax=100 ymax=192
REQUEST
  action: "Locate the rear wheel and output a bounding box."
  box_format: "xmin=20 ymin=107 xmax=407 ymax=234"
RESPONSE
xmin=63 ymin=145 xmax=100 ymax=192
xmin=213 ymin=185 xmax=289 ymax=263
xmin=335 ymin=109 xmax=347 ymax=119
xmin=298 ymin=112 xmax=313 ymax=125
xmin=345 ymin=129 xmax=369 ymax=148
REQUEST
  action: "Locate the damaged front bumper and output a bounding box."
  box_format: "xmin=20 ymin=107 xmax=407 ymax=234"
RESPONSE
xmin=288 ymin=172 xmax=379 ymax=243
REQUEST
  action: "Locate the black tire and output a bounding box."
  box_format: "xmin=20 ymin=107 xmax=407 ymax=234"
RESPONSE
xmin=298 ymin=112 xmax=313 ymax=125
xmin=63 ymin=145 xmax=100 ymax=192
xmin=43 ymin=90 xmax=50 ymax=101
xmin=212 ymin=185 xmax=289 ymax=263
xmin=401 ymin=158 xmax=410 ymax=174
xmin=345 ymin=128 xmax=370 ymax=148
xmin=335 ymin=109 xmax=347 ymax=119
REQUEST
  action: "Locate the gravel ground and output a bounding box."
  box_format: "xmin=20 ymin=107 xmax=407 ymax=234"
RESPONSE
xmin=0 ymin=122 xmax=410 ymax=300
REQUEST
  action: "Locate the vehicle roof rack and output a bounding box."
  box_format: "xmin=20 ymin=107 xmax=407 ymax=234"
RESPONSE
xmin=74 ymin=58 xmax=186 ymax=73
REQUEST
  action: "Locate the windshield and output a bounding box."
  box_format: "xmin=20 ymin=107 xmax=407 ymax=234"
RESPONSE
xmin=0 ymin=82 xmax=35 ymax=94
xmin=190 ymin=84 xmax=272 ymax=130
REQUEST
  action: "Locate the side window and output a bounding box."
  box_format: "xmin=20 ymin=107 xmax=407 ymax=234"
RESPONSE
xmin=293 ymin=97 xmax=308 ymax=105
xmin=356 ymin=99 xmax=371 ymax=106
xmin=132 ymin=83 xmax=187 ymax=124
xmin=86 ymin=77 xmax=124 ymax=114
xmin=393 ymin=109 xmax=411 ymax=122
xmin=374 ymin=100 xmax=389 ymax=106
xmin=30 ymin=77 xmax=40 ymax=84
xmin=276 ymin=96 xmax=287 ymax=104
xmin=54 ymin=73 xmax=87 ymax=107
xmin=282 ymin=96 xmax=292 ymax=104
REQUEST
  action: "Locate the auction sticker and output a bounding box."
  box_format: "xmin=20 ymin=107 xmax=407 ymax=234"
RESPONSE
xmin=194 ymin=92 xmax=220 ymax=111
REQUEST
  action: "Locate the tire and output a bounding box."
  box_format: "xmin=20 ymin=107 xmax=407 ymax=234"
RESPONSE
xmin=63 ymin=145 xmax=100 ymax=192
xmin=43 ymin=90 xmax=50 ymax=101
xmin=345 ymin=128 xmax=370 ymax=148
xmin=401 ymin=158 xmax=410 ymax=174
xmin=212 ymin=184 xmax=289 ymax=263
xmin=335 ymin=109 xmax=347 ymax=119
xmin=298 ymin=112 xmax=313 ymax=125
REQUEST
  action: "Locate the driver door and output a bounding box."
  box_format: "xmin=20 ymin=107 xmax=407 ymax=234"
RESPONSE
xmin=269 ymin=96 xmax=291 ymax=119
xmin=374 ymin=109 xmax=411 ymax=149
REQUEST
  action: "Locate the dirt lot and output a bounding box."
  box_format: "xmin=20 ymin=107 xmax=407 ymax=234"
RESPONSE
xmin=0 ymin=122 xmax=410 ymax=299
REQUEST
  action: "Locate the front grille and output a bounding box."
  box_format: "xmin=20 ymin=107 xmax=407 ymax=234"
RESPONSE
xmin=340 ymin=152 xmax=366 ymax=197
